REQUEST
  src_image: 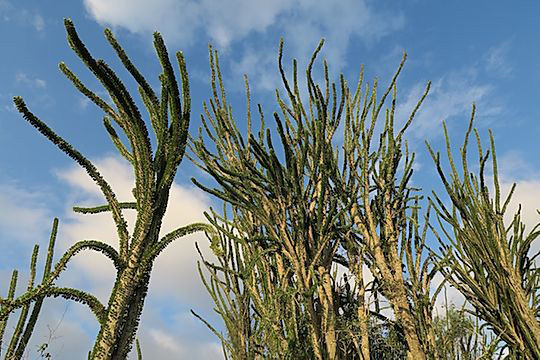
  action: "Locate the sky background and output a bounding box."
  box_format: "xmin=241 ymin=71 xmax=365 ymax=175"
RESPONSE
xmin=1 ymin=1 xmax=540 ymax=359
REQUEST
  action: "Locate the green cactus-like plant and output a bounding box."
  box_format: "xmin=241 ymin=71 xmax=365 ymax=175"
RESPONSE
xmin=0 ymin=19 xmax=211 ymax=359
xmin=427 ymin=108 xmax=540 ymax=359
xmin=190 ymin=39 xmax=443 ymax=359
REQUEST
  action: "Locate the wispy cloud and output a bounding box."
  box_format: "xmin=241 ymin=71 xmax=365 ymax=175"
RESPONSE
xmin=0 ymin=182 xmax=53 ymax=244
xmin=397 ymin=72 xmax=493 ymax=141
xmin=31 ymin=13 xmax=44 ymax=32
xmin=483 ymin=41 xmax=512 ymax=78
xmin=395 ymin=46 xmax=510 ymax=144
xmin=0 ymin=1 xmax=45 ymax=32
xmin=228 ymin=0 xmax=404 ymax=92
xmin=0 ymin=0 xmax=11 ymax=13
xmin=15 ymin=72 xmax=47 ymax=89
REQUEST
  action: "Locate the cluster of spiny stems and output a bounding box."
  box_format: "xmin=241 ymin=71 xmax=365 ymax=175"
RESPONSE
xmin=190 ymin=39 xmax=540 ymax=359
xmin=0 ymin=220 xmax=58 ymax=360
xmin=426 ymin=109 xmax=540 ymax=359
xmin=189 ymin=39 xmax=453 ymax=360
xmin=0 ymin=19 xmax=211 ymax=359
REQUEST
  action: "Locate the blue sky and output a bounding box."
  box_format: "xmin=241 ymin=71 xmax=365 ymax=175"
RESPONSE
xmin=1 ymin=1 xmax=540 ymax=358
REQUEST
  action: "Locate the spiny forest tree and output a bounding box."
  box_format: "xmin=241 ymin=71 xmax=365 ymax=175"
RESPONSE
xmin=0 ymin=19 xmax=211 ymax=359
xmin=427 ymin=110 xmax=540 ymax=359
xmin=190 ymin=39 xmax=449 ymax=359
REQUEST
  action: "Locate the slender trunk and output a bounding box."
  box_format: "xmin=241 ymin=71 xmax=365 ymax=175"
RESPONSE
xmin=391 ymin=285 xmax=426 ymax=360
xmin=507 ymin=275 xmax=540 ymax=358
xmin=111 ymin=272 xmax=151 ymax=360
xmin=318 ymin=267 xmax=337 ymax=359
xmin=356 ymin=264 xmax=370 ymax=360
xmin=91 ymin=266 xmax=140 ymax=359
xmin=306 ymin=297 xmax=324 ymax=360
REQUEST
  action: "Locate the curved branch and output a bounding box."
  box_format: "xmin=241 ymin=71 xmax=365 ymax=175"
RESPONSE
xmin=0 ymin=240 xmax=123 ymax=319
xmin=142 ymin=223 xmax=213 ymax=267
xmin=103 ymin=28 xmax=159 ymax=119
xmin=103 ymin=117 xmax=134 ymax=164
xmin=13 ymin=97 xmax=130 ymax=256
xmin=73 ymin=202 xmax=136 ymax=214
xmin=59 ymin=62 xmax=116 ymax=118
xmin=45 ymin=287 xmax=107 ymax=325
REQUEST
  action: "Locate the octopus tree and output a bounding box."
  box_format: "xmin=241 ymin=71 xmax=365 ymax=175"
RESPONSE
xmin=0 ymin=19 xmax=210 ymax=359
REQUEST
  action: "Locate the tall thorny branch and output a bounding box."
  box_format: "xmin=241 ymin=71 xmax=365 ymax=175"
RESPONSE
xmin=1 ymin=19 xmax=212 ymax=359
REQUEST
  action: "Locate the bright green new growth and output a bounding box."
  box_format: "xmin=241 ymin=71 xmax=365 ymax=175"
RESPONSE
xmin=0 ymin=19 xmax=211 ymax=359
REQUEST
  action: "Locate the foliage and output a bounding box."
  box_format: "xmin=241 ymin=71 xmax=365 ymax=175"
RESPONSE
xmin=190 ymin=38 xmax=446 ymax=359
xmin=427 ymin=109 xmax=540 ymax=359
xmin=0 ymin=19 xmax=211 ymax=359
xmin=432 ymin=300 xmax=499 ymax=360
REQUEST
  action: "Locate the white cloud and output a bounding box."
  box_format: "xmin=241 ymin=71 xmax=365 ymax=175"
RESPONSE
xmin=0 ymin=182 xmax=53 ymax=243
xmin=149 ymin=328 xmax=183 ymax=352
xmin=483 ymin=41 xmax=512 ymax=78
xmin=494 ymin=154 xmax=540 ymax=256
xmin=138 ymin=326 xmax=222 ymax=359
xmin=0 ymin=2 xmax=45 ymax=32
xmin=431 ymin=272 xmax=467 ymax=317
xmin=84 ymin=0 xmax=399 ymax=50
xmin=15 ymin=72 xmax=47 ymax=89
xmin=0 ymin=155 xmax=222 ymax=358
xmin=84 ymin=0 xmax=404 ymax=92
xmin=500 ymin=179 xmax=540 ymax=251
xmin=31 ymin=13 xmax=44 ymax=32
xmin=396 ymin=69 xmax=498 ymax=142
xmin=197 ymin=0 xmax=291 ymax=49
xmin=54 ymin=156 xmax=217 ymax=302
xmin=84 ymin=0 xmax=201 ymax=46
xmin=476 ymin=150 xmax=540 ymax=255
xmin=229 ymin=48 xmax=279 ymax=93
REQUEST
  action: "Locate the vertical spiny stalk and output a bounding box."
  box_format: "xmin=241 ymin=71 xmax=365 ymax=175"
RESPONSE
xmin=0 ymin=270 xmax=18 ymax=356
xmin=4 ymin=245 xmax=39 ymax=358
